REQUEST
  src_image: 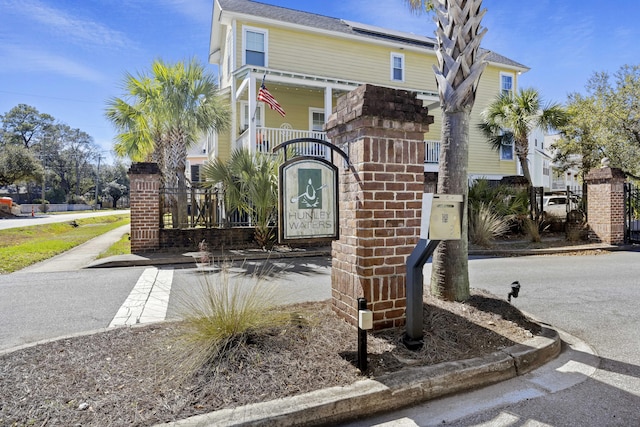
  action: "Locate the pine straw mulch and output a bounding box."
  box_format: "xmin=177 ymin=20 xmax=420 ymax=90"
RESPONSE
xmin=0 ymin=289 xmax=541 ymax=427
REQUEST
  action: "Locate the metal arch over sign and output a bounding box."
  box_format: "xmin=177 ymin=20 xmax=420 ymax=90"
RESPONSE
xmin=279 ymin=158 xmax=338 ymax=241
xmin=274 ymin=138 xmax=348 ymax=242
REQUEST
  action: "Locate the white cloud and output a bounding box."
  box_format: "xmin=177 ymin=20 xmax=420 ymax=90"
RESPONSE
xmin=159 ymin=0 xmax=212 ymax=23
xmin=0 ymin=44 xmax=107 ymax=82
xmin=1 ymin=0 xmax=131 ymax=49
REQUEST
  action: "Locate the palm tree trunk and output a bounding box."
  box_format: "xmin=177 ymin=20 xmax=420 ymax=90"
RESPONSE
xmin=428 ymin=0 xmax=487 ymax=301
xmin=431 ymin=110 xmax=470 ymax=301
xmin=518 ymin=154 xmax=533 ymax=185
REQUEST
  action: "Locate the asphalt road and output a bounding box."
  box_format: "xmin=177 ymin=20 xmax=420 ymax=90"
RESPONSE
xmin=3 ymin=243 xmax=640 ymax=425
xmin=0 ymin=209 xmax=130 ymax=230
xmin=348 ymin=250 xmax=640 ymax=426
xmin=0 ymin=256 xmax=332 ymax=351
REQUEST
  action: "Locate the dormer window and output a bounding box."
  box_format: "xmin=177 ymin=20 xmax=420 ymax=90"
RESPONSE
xmin=243 ymin=26 xmax=268 ymax=66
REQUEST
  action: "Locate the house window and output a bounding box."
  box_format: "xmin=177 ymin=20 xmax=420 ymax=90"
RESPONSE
xmin=190 ymin=164 xmax=201 ymax=183
xmin=500 ymin=72 xmax=514 ymax=97
xmin=241 ymin=102 xmax=263 ymax=132
xmin=243 ymin=27 xmax=267 ymax=66
xmin=391 ymin=53 xmax=404 ymax=81
xmin=310 ymin=109 xmax=325 ymax=132
xmin=500 ymin=140 xmax=514 ymax=160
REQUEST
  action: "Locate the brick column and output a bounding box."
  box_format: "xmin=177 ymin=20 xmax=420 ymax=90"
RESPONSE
xmin=128 ymin=162 xmax=161 ymax=253
xmin=585 ymin=167 xmax=625 ymax=244
xmin=325 ymin=84 xmax=433 ymax=330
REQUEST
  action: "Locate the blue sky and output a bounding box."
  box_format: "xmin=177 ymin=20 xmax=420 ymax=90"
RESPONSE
xmin=1 ymin=0 xmax=639 ymax=163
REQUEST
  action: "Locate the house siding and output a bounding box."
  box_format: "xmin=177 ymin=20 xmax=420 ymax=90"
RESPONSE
xmin=216 ymin=9 xmax=524 ymax=179
xmin=233 ymin=21 xmax=438 ymax=93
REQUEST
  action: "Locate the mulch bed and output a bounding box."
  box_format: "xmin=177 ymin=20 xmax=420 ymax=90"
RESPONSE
xmin=0 ymin=289 xmax=541 ymax=426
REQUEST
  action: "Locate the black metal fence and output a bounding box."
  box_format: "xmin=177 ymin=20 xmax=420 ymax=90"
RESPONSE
xmin=625 ymin=182 xmax=640 ymax=243
xmin=160 ymin=186 xmax=250 ymax=229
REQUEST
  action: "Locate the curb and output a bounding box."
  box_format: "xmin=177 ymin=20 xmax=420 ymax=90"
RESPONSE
xmin=156 ymin=326 xmax=560 ymax=427
xmin=88 ymin=244 xmax=636 ymax=270
xmin=86 ymin=248 xmax=333 ymax=269
xmin=469 ymin=244 xmax=635 ymax=257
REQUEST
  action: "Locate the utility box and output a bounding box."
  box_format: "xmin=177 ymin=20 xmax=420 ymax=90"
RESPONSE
xmin=358 ymin=309 xmax=373 ymax=330
xmin=428 ymin=194 xmax=463 ymax=240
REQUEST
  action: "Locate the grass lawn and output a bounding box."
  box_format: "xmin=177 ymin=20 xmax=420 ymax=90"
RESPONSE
xmin=0 ymin=214 xmax=130 ymax=274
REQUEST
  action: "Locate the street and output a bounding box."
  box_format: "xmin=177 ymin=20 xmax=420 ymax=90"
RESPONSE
xmin=0 ymin=209 xmax=130 ymax=230
xmin=349 ymin=251 xmax=640 ymax=426
xmin=2 ymin=249 xmax=640 ymax=425
xmin=0 ymin=257 xmax=332 ymax=351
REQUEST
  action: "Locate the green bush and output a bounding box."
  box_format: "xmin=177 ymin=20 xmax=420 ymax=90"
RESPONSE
xmin=468 ymin=179 xmax=530 ymax=234
xmin=469 ymin=202 xmax=510 ymax=247
xmin=171 ymin=263 xmax=290 ymax=377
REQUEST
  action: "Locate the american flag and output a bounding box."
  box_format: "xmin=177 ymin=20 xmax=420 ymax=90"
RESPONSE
xmin=257 ymin=79 xmax=286 ymax=117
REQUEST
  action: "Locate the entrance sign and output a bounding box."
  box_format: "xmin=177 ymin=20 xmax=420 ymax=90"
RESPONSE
xmin=280 ymin=158 xmax=338 ymax=241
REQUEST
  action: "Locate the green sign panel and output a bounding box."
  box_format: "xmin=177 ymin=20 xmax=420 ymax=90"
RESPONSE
xmin=296 ymin=169 xmax=323 ymax=209
xmin=280 ymin=159 xmax=337 ymax=241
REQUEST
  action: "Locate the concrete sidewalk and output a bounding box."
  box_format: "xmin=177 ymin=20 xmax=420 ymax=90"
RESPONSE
xmin=19 ymin=224 xmax=132 ymax=273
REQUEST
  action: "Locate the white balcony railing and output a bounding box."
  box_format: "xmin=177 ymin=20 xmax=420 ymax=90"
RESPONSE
xmin=235 ymin=131 xmax=440 ymax=165
xmin=256 ymin=127 xmax=327 ymax=154
xmin=236 ymin=127 xmax=328 ymax=157
xmin=425 ymin=140 xmax=440 ymax=164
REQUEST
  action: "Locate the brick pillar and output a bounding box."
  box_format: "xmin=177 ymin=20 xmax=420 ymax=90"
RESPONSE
xmin=325 ymin=84 xmax=434 ymax=330
xmin=128 ymin=162 xmax=161 ymax=253
xmin=585 ymin=167 xmax=625 ymax=244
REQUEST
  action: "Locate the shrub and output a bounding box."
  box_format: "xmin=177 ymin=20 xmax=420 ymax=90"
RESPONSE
xmin=522 ymin=217 xmax=549 ymax=243
xmin=469 ymin=202 xmax=510 ymax=247
xmin=171 ymin=262 xmax=290 ymax=378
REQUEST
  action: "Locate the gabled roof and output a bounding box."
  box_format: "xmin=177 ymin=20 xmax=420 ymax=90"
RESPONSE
xmin=212 ymin=0 xmax=529 ymax=71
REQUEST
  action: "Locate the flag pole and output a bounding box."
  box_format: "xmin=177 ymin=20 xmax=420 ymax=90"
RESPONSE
xmin=252 ymin=73 xmax=267 ymax=122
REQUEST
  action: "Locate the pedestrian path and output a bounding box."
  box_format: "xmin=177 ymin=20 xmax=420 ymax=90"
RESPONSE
xmin=109 ymin=267 xmax=173 ymax=327
xmin=18 ymin=224 xmax=131 ymax=273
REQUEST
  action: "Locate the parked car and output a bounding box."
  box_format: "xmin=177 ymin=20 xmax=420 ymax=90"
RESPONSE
xmin=543 ymin=195 xmax=568 ymax=220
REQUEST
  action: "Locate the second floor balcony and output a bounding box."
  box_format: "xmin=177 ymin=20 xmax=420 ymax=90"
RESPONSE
xmin=235 ymin=127 xmax=441 ymax=168
xmin=235 ymin=126 xmax=329 ymax=157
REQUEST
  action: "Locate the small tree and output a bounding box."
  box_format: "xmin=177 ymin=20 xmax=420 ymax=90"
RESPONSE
xmin=0 ymin=144 xmax=42 ymax=187
xmin=480 ymin=88 xmax=569 ymax=185
xmin=103 ymin=181 xmax=128 ymax=208
xmin=106 ymin=58 xmax=230 ymax=228
xmin=202 ymin=148 xmax=279 ymax=249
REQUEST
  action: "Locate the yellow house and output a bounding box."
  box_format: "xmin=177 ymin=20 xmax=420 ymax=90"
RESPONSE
xmin=197 ymin=0 xmax=529 ymax=182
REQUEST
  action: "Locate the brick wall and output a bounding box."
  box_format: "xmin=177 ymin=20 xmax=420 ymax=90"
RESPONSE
xmin=585 ymin=167 xmax=625 ymax=244
xmin=326 ymin=84 xmax=433 ymax=330
xmin=128 ymin=163 xmax=161 ymax=253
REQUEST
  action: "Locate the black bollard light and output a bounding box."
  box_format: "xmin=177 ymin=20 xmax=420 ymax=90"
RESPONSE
xmin=357 ymin=298 xmax=372 ymax=372
xmin=508 ymin=281 xmax=521 ymax=303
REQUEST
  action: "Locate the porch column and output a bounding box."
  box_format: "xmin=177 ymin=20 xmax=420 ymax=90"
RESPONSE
xmin=324 ymin=86 xmax=333 ymax=127
xmin=249 ymin=74 xmax=257 ymax=153
xmin=325 ymin=84 xmax=434 ymax=330
xmin=585 ymin=166 xmax=625 ymax=245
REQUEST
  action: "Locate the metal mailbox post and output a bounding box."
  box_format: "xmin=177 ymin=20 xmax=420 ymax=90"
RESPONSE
xmin=404 ymin=194 xmax=463 ymax=350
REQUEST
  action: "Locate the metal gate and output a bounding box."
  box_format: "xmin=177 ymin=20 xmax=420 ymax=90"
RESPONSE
xmin=625 ymin=182 xmax=640 ymax=243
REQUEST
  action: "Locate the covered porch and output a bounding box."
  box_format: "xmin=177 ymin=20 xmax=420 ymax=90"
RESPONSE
xmin=230 ymin=66 xmax=441 ymax=164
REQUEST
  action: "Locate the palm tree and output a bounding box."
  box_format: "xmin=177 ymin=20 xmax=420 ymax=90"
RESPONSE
xmin=406 ymin=0 xmax=488 ymax=301
xmin=479 ymin=88 xmax=569 ymax=185
xmin=202 ymin=148 xmax=280 ymax=249
xmin=106 ymin=58 xmax=230 ymax=227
